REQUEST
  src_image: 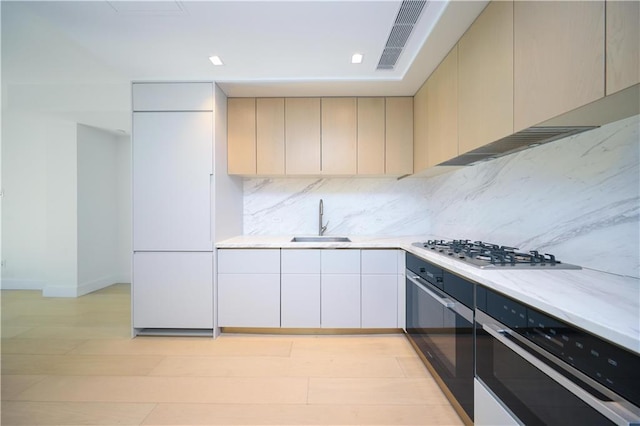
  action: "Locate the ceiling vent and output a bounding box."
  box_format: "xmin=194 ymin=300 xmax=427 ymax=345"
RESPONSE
xmin=377 ymin=0 xmax=428 ymax=70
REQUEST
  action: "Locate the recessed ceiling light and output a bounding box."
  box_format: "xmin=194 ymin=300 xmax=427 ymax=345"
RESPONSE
xmin=351 ymin=53 xmax=363 ymax=64
xmin=209 ymin=56 xmax=224 ymax=66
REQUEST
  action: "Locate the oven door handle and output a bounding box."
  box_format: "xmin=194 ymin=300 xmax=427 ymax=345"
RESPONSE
xmin=482 ymin=323 xmax=639 ymax=426
xmin=406 ymin=274 xmax=454 ymax=308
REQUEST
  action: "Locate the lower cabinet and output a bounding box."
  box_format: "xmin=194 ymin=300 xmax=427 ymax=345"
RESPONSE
xmin=217 ymin=249 xmax=281 ymax=328
xmin=217 ymin=248 xmax=402 ymax=330
xmin=321 ymin=274 xmax=361 ymax=328
xmin=281 ymin=250 xmax=321 ymax=328
xmin=474 ymin=378 xmax=519 ymax=426
xmin=133 ymin=251 xmax=213 ymax=329
xmin=218 ymin=274 xmax=280 ymax=327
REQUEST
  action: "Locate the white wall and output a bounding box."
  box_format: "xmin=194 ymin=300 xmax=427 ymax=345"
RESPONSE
xmin=76 ymin=124 xmax=125 ymax=296
xmin=1 ymin=113 xmax=132 ymax=295
xmin=1 ymin=111 xmax=49 ymax=289
xmin=43 ymin=120 xmax=78 ymax=297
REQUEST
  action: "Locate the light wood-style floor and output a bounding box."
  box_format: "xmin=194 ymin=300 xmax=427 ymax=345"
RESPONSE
xmin=1 ymin=284 xmax=463 ymax=425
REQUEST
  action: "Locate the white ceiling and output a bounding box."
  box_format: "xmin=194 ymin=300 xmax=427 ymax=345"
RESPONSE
xmin=1 ymin=0 xmax=487 ymax=132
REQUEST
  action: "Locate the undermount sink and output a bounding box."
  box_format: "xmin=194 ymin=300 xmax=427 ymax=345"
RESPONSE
xmin=291 ymin=236 xmax=351 ymax=243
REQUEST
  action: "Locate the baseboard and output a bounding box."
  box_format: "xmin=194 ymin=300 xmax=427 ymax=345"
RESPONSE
xmin=0 ymin=278 xmax=45 ymax=290
xmin=77 ymin=274 xmax=124 ymax=297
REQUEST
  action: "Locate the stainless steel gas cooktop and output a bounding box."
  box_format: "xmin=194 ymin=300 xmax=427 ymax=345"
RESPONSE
xmin=412 ymin=239 xmax=582 ymax=270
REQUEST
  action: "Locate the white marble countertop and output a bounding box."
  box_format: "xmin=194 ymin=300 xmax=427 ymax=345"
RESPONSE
xmin=216 ymin=235 xmax=640 ymax=354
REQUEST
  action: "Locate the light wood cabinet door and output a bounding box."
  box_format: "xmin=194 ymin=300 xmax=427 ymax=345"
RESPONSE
xmin=413 ymin=82 xmax=429 ymax=172
xmin=357 ymin=97 xmax=385 ymax=175
xmin=426 ymin=45 xmax=458 ymax=167
xmin=227 ymin=98 xmax=256 ymax=175
xmin=256 ymin=98 xmax=285 ymax=174
xmin=321 ymin=97 xmax=357 ymax=175
xmin=458 ymin=1 xmax=514 ymax=154
xmin=285 ymin=98 xmax=321 ymax=175
xmin=385 ymin=97 xmax=413 ymax=175
xmin=606 ymin=0 xmax=640 ymax=95
xmin=514 ymin=1 xmax=605 ymax=131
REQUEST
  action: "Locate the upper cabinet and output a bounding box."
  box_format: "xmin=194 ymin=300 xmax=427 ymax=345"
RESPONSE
xmin=227 ymin=96 xmax=413 ymax=176
xmin=514 ymin=1 xmax=605 ymax=131
xmin=458 ymin=1 xmax=514 ymax=155
xmin=357 ymin=97 xmax=385 ymax=175
xmin=256 ymin=98 xmax=285 ymax=175
xmin=385 ymin=97 xmax=413 ymax=175
xmin=285 ymin=98 xmax=322 ymax=175
xmin=227 ymin=98 xmax=256 ymax=175
xmin=426 ymin=45 xmax=458 ymax=168
xmin=413 ymin=83 xmax=428 ymax=172
xmin=606 ymin=0 xmax=640 ymax=95
xmin=321 ymin=98 xmax=357 ymax=175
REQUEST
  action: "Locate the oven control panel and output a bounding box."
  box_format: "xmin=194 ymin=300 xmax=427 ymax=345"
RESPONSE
xmin=477 ymin=286 xmax=640 ymax=408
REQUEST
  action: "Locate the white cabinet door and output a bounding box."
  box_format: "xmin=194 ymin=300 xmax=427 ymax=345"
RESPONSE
xmin=133 ymin=111 xmax=213 ymax=251
xmin=281 ymin=274 xmax=321 ymax=328
xmin=281 ymin=250 xmax=321 ymax=327
xmin=217 ymin=274 xmax=280 ymax=327
xmin=474 ymin=379 xmax=520 ymax=426
xmin=361 ymin=274 xmax=397 ymax=328
xmin=217 ymin=249 xmax=281 ymax=328
xmin=321 ymin=249 xmax=360 ymax=274
xmin=321 ymin=274 xmax=360 ymax=328
xmin=218 ymin=249 xmax=280 ymax=274
xmin=133 ymin=252 xmax=213 ymax=329
xmin=133 ymin=82 xmax=213 ymax=112
xmin=361 ymin=250 xmax=398 ymax=274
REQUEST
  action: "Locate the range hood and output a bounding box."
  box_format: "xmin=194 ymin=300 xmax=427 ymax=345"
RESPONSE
xmin=439 ymin=126 xmax=597 ymax=166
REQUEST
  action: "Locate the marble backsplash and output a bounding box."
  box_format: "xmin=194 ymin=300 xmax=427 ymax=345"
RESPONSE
xmin=243 ymin=114 xmax=639 ymax=278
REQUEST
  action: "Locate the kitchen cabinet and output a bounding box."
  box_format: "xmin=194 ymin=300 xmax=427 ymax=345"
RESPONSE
xmin=321 ymin=250 xmax=361 ymax=328
xmin=361 ymin=250 xmax=398 ymax=328
xmin=257 ymin=98 xmax=285 ymax=174
xmin=357 ymin=97 xmax=385 ymax=175
xmin=281 ymin=249 xmax=321 ymax=328
xmin=132 ymin=82 xmax=216 ymax=333
xmin=217 ymin=249 xmax=281 ymax=328
xmin=133 ymin=252 xmax=213 ymax=329
xmin=285 ymin=97 xmax=321 ymax=175
xmin=132 ymin=82 xmax=213 ymax=112
xmin=385 ymin=97 xmax=413 ymax=175
xmin=474 ymin=379 xmax=519 ymax=426
xmin=606 ymin=0 xmax=640 ymax=95
xmin=227 ymin=98 xmax=256 ymax=175
xmin=426 ymin=45 xmax=458 ymax=167
xmin=321 ymin=98 xmax=357 ymax=175
xmin=514 ymin=1 xmax=605 ymax=131
xmin=413 ymin=82 xmax=428 ymax=172
xmin=133 ymin=111 xmax=213 ymax=251
xmin=458 ymin=1 xmax=513 ymax=154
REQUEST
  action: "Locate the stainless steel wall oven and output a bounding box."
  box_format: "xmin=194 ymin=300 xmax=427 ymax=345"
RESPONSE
xmin=476 ymin=285 xmax=640 ymax=425
xmin=405 ymin=253 xmax=474 ymax=424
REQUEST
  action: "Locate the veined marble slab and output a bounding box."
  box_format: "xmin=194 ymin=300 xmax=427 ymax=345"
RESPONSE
xmin=216 ymin=235 xmax=640 ymax=354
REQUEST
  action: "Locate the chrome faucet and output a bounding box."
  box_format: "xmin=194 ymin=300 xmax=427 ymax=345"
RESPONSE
xmin=319 ymin=199 xmax=328 ymax=236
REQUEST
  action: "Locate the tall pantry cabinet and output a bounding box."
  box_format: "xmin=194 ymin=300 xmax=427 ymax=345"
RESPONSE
xmin=131 ymin=82 xmax=242 ymax=336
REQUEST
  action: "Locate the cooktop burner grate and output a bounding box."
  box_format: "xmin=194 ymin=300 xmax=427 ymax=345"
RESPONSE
xmin=412 ymin=240 xmax=581 ymax=270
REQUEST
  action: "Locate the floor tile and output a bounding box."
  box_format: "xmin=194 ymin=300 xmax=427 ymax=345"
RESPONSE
xmin=141 ymin=402 xmax=463 ymax=425
xmin=1 ymin=401 xmax=156 ymax=425
xmin=308 ymin=377 xmax=447 ymax=405
xmin=1 ymin=375 xmax=47 ymax=399
xmin=10 ymin=376 xmax=309 ymax=404
xmin=2 ymin=354 xmax=165 ymax=376
xmin=1 ymin=338 xmax=86 ymax=355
